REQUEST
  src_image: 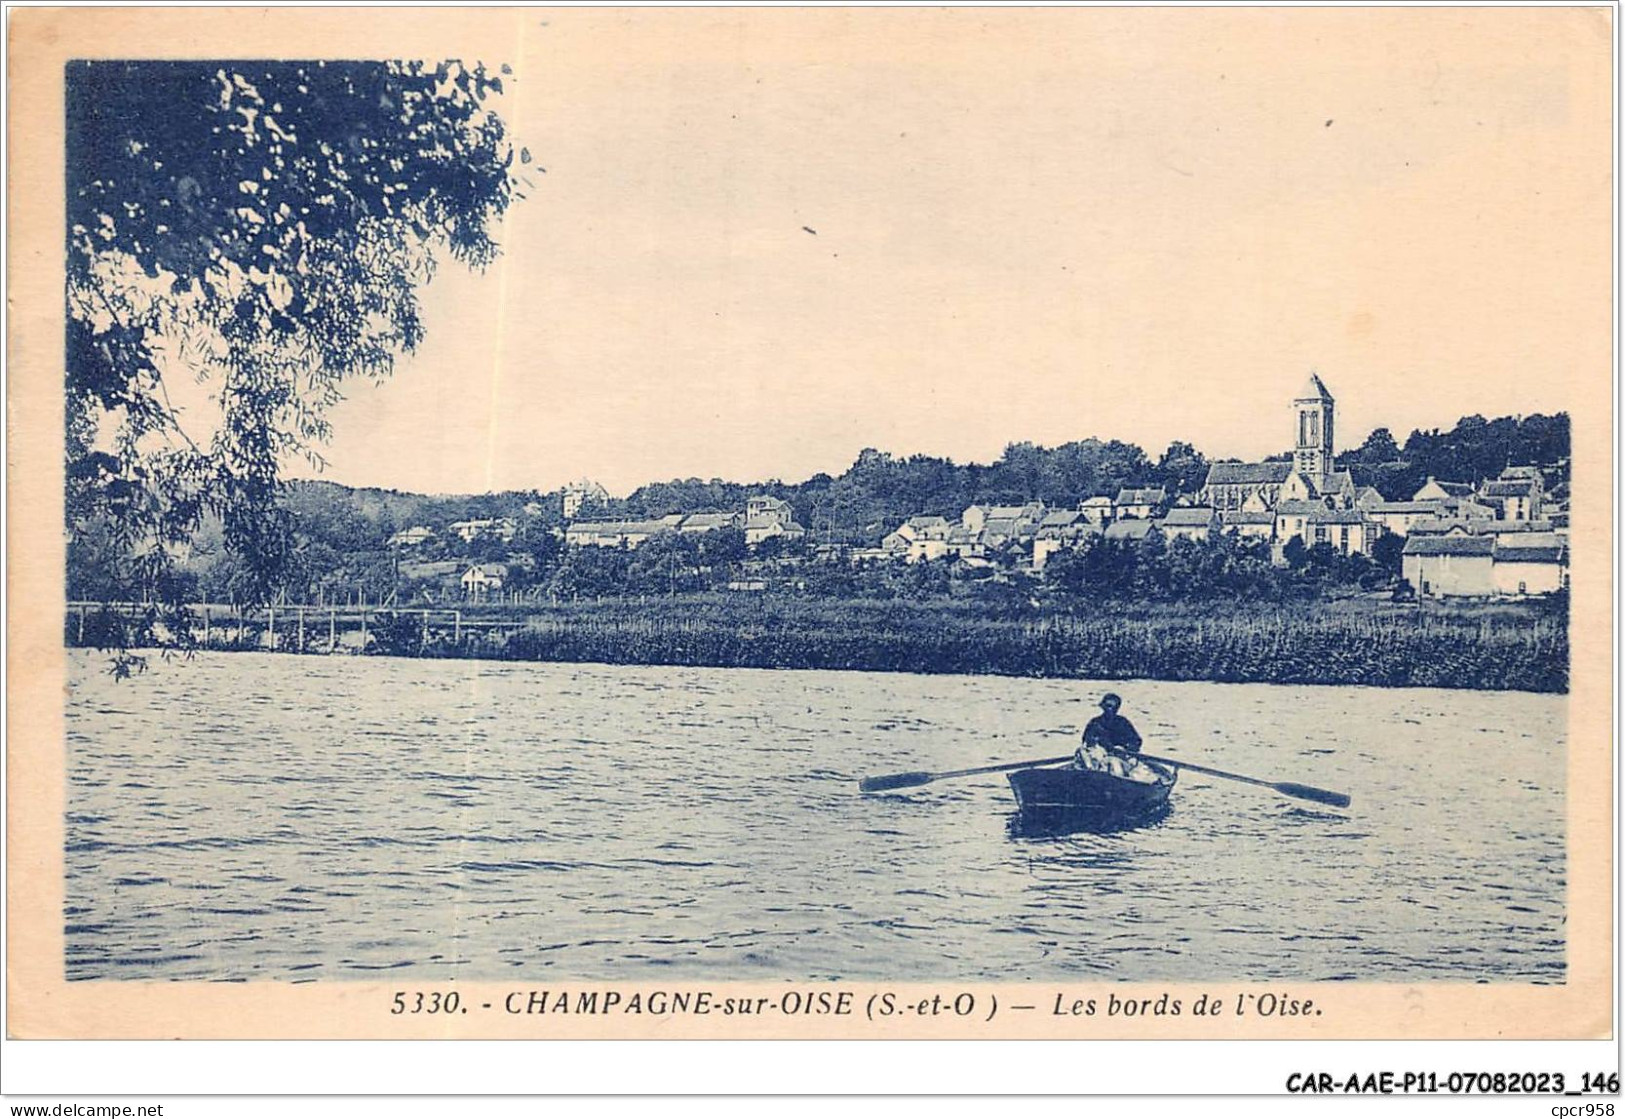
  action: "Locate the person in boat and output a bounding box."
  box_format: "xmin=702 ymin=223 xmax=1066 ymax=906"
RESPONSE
xmin=1075 ymin=693 xmax=1143 ymax=778
xmin=1084 ymin=693 xmax=1142 ymax=754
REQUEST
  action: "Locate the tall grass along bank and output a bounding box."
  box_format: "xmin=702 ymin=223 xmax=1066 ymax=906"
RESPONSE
xmin=68 ymin=595 xmax=1566 ymax=693
xmin=489 ymin=597 xmax=1563 ymax=693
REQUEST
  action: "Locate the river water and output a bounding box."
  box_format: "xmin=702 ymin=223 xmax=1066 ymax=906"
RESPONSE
xmin=64 ymin=650 xmax=1565 ymax=983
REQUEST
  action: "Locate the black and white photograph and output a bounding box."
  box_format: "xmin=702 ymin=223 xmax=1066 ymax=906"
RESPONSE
xmin=6 ymin=4 xmax=1614 ymax=1073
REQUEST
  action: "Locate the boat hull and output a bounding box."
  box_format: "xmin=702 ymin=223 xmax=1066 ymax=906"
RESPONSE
xmin=1006 ymin=761 xmax=1175 ymax=834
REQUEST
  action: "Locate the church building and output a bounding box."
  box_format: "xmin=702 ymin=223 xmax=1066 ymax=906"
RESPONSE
xmin=1200 ymin=373 xmax=1356 ymax=513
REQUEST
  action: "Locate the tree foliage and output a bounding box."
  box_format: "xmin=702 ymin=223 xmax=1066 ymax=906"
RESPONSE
xmin=67 ymin=60 xmax=524 ymax=607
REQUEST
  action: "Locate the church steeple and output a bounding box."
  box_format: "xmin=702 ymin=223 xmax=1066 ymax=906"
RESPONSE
xmin=1292 ymin=373 xmax=1335 ymax=480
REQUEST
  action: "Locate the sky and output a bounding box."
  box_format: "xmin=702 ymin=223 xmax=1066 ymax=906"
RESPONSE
xmin=280 ymin=8 xmax=1609 ymax=497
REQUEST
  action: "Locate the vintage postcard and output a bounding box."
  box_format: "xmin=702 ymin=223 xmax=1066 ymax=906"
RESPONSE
xmin=5 ymin=4 xmax=1615 ymax=1061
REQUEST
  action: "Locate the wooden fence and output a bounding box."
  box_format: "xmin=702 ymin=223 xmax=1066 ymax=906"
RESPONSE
xmin=66 ymin=601 xmax=533 ymax=653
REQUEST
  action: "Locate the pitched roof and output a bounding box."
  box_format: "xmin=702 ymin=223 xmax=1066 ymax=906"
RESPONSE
xmin=1160 ymin=507 xmax=1216 ymax=527
xmin=1037 ymin=520 xmax=1098 ymax=539
xmin=1105 ymin=519 xmax=1154 ymax=540
xmin=1295 ymin=372 xmax=1335 ymax=402
xmin=1493 ymin=531 xmax=1562 ymax=550
xmin=1080 ymin=495 xmax=1114 ymax=506
xmin=1305 ymin=508 xmax=1368 ymax=525
xmin=1205 ymin=461 xmax=1294 ymax=486
xmin=1415 ymin=478 xmax=1475 ymax=498
xmin=1115 ymin=486 xmax=1166 ymax=505
xmin=1493 ymin=541 xmax=1566 ymax=564
xmin=1370 ymin=501 xmax=1447 ymax=514
xmin=906 ymin=515 xmax=951 ymax=529
xmin=1274 ymin=499 xmax=1325 ymax=516
xmin=463 ymin=563 xmax=509 ymax=578
xmin=681 ymin=512 xmax=740 ymax=529
xmin=1492 ymin=519 xmax=1555 ymax=534
xmin=1403 ymin=535 xmax=1494 ymax=557
xmin=1219 ymin=510 xmax=1276 ymax=525
xmin=1408 ymin=517 xmax=1488 ymax=536
xmin=1040 ymin=510 xmax=1083 ymax=527
xmin=567 ymin=520 xmax=670 ymax=536
xmin=1481 ymin=480 xmax=1536 ymax=497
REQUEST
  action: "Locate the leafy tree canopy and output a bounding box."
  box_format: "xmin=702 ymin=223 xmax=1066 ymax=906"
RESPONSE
xmin=67 ymin=60 xmax=524 ymax=606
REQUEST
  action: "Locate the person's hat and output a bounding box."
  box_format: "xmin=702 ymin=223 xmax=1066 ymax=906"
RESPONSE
xmin=1099 ymin=692 xmax=1122 ymax=710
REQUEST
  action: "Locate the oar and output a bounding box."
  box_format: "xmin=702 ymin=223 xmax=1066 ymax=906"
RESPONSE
xmin=1136 ymin=751 xmax=1350 ymax=808
xmin=857 ymin=750 xmax=1351 ymax=809
xmin=858 ymin=754 xmax=1074 ymax=794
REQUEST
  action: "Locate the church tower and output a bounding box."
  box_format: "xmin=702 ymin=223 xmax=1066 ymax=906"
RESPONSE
xmin=1292 ymin=373 xmax=1335 ymax=480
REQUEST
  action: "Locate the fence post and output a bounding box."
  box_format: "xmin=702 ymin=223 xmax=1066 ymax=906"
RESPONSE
xmin=422 ymin=610 xmax=430 ymax=647
xmin=454 ymin=610 xmax=462 ymax=644
xmin=269 ymin=606 xmax=276 ymax=651
xmin=329 ymin=608 xmax=337 ymax=653
xmin=297 ymin=606 xmax=305 ymax=652
xmin=77 ymin=604 xmax=86 ymax=644
xmin=360 ymin=608 xmax=367 ymax=649
xmin=202 ymin=605 xmax=210 ymax=647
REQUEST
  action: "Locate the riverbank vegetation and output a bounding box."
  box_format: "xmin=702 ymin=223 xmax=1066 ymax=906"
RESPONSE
xmin=70 ymin=592 xmax=1568 ymax=694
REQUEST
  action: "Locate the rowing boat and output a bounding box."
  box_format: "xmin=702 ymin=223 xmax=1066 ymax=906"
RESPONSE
xmin=1006 ymin=751 xmax=1176 ymax=833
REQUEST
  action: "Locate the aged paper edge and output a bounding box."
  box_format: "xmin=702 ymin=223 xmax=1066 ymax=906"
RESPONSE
xmin=4 ymin=6 xmax=1614 ymax=1042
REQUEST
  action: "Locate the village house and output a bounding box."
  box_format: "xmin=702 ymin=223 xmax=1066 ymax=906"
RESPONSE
xmin=962 ymin=503 xmax=1044 ymax=535
xmin=561 ymin=479 xmax=610 ymax=521
xmin=1402 ymin=535 xmax=1495 ymax=597
xmin=1477 ymin=466 xmax=1544 ymax=522
xmin=460 ymin=562 xmax=508 ymax=603
xmin=881 ymin=515 xmax=952 ymax=563
xmin=1031 ymin=511 xmax=1097 ymax=570
xmin=1157 ymin=506 xmax=1217 ymax=543
xmin=1490 ymin=535 xmax=1567 ymax=596
xmin=447 ymin=518 xmax=517 ymax=544
xmin=1403 ymin=531 xmax=1568 ymax=598
xmin=1271 ymin=500 xmax=1320 ymax=549
xmin=1366 ymin=501 xmax=1451 ymax=538
xmin=1079 ymin=495 xmax=1115 ymax=525
xmin=1112 ymin=487 xmax=1166 ymax=520
xmin=565 ymin=519 xmax=673 ymax=549
xmin=1216 ymin=509 xmax=1276 ymax=541
xmin=1271 ymin=501 xmax=1375 ymax=557
xmin=945 ymin=525 xmax=987 ymax=560
xmin=979 ymin=514 xmax=1035 ymax=549
xmin=744 ymin=495 xmax=807 ymax=546
xmin=1104 ymin=518 xmax=1155 ymax=544
xmin=881 ymin=515 xmax=947 ymax=550
xmin=678 ymin=511 xmax=742 ymax=534
xmin=1355 ymin=486 xmax=1385 ymax=510
xmin=1412 ymin=476 xmax=1476 ymax=503
xmin=388 ymin=525 xmax=436 ymax=548
xmin=1303 ymin=507 xmax=1376 ymax=556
